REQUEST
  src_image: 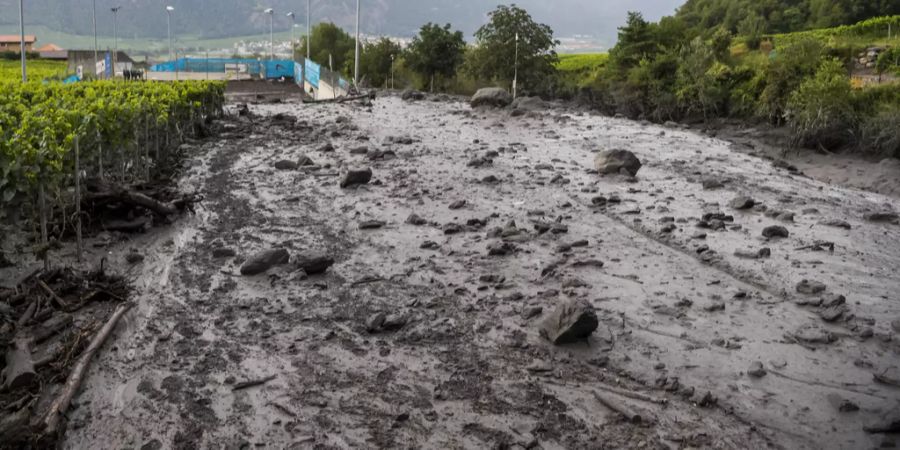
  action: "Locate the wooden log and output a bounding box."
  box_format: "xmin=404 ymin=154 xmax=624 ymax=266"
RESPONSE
xmin=37 ymin=280 xmax=69 ymax=310
xmin=32 ymin=314 xmax=73 ymax=344
xmin=592 ymin=390 xmax=642 ymax=424
xmin=0 ymin=405 xmax=31 ymax=442
xmin=41 ymin=303 xmax=131 ymax=438
xmin=2 ymin=337 xmax=37 ymax=391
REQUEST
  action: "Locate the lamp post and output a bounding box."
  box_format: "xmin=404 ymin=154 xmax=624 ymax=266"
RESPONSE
xmin=166 ymin=6 xmax=175 ymax=62
xmin=92 ymin=0 xmax=99 ymax=78
xmin=513 ymin=32 xmax=519 ymax=100
xmin=111 ymin=6 xmax=121 ymax=77
xmin=306 ymin=0 xmax=311 ymax=60
xmin=287 ymin=12 xmax=295 ymax=58
xmin=354 ymin=0 xmax=360 ymax=86
xmin=264 ymin=8 xmax=274 ymax=60
xmin=18 ymin=0 xmax=25 ymax=82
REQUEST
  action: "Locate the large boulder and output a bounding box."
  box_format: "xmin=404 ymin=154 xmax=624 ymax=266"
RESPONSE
xmin=594 ymin=149 xmax=642 ymax=176
xmin=470 ymin=88 xmax=513 ymax=108
xmin=540 ymin=299 xmax=599 ymax=345
xmin=240 ymin=248 xmax=290 ymax=275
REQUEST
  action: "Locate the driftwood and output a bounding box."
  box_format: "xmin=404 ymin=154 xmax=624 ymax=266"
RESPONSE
xmin=0 ymin=404 xmax=31 ymax=442
xmin=32 ymin=314 xmax=74 ymax=344
xmin=232 ymin=374 xmax=277 ymax=391
xmin=37 ymin=280 xmax=69 ymax=310
xmin=596 ymin=383 xmax=668 ymax=405
xmin=303 ymin=93 xmax=375 ymax=105
xmin=2 ymin=337 xmax=37 ymax=391
xmin=41 ymin=303 xmax=131 ymax=438
xmin=593 ymin=390 xmax=642 ymax=423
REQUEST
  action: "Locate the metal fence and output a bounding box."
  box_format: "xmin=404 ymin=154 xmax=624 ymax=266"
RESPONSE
xmin=149 ymin=58 xmax=295 ymax=79
xmin=294 ymin=57 xmax=352 ymax=99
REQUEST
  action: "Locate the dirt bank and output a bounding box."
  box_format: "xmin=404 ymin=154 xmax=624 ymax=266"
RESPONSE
xmin=37 ymin=92 xmax=900 ymax=449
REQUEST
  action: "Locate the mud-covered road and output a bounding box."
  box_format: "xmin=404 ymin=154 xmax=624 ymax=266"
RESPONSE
xmin=62 ymin=94 xmax=900 ymax=449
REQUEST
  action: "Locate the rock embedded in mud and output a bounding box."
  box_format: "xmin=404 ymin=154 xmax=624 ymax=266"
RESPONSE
xmin=294 ymin=252 xmax=335 ymax=275
xmin=340 ymin=167 xmax=373 ymax=188
xmin=470 ymin=87 xmax=513 ymax=108
xmin=318 ymin=142 xmax=335 ymax=153
xmin=297 ymin=155 xmax=315 ymax=166
xmin=748 ymin=361 xmax=767 ymax=378
xmin=212 ymin=248 xmax=237 ymax=258
xmin=240 ymin=248 xmax=290 ymax=275
xmin=349 ymin=146 xmax=369 ymax=155
xmin=487 ymin=241 xmax=517 ymax=256
xmin=401 ymin=89 xmax=425 ymax=101
xmin=540 ymin=299 xmax=599 ymax=345
xmin=730 ymin=196 xmax=756 ymax=210
xmin=797 ymin=279 xmax=827 ymax=295
xmin=762 ymin=225 xmax=789 ymax=238
xmin=819 ymin=218 xmax=852 ymax=230
xmin=406 ymin=214 xmax=428 ymax=226
xmin=448 ymin=200 xmax=467 ymax=210
xmin=366 ymin=312 xmax=386 ymax=333
xmin=864 ymin=211 xmax=898 ymax=223
xmin=701 ymin=178 xmax=725 ymax=190
xmin=273 ymin=160 xmax=299 ymax=171
xmin=838 ymin=399 xmax=860 ymax=412
xmin=359 ymin=220 xmax=386 ymax=230
xmin=594 ymin=149 xmax=642 ymax=177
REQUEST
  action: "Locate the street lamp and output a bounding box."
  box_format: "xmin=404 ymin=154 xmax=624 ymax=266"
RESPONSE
xmin=92 ymin=0 xmax=99 ymax=78
xmin=18 ymin=0 xmax=25 ymax=82
xmin=111 ymin=6 xmax=121 ymax=77
xmin=264 ymin=8 xmax=274 ymax=60
xmin=354 ymin=0 xmax=360 ymax=86
xmin=286 ymin=12 xmax=295 ymax=58
xmin=513 ymin=32 xmax=519 ymax=100
xmin=306 ymin=0 xmax=311 ymax=60
xmin=166 ymin=6 xmax=175 ymax=62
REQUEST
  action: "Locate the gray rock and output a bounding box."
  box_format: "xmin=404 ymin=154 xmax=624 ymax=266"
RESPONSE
xmin=594 ymin=149 xmax=642 ymax=176
xmin=470 ymin=87 xmax=513 ymax=108
xmin=819 ymin=218 xmax=851 ymax=230
xmin=240 ymin=248 xmax=290 ymax=275
xmin=359 ymin=220 xmax=386 ymax=229
xmin=797 ymin=279 xmax=827 ymax=295
xmin=891 ymin=318 xmax=900 ymax=333
xmin=864 ymin=211 xmax=898 ymax=222
xmin=294 ymin=252 xmax=335 ymax=275
xmin=748 ymin=361 xmax=767 ymax=378
xmin=762 ymin=225 xmax=789 ymax=238
xmin=448 ymin=200 xmax=467 ymax=210
xmin=730 ymin=196 xmax=756 ymax=210
xmin=540 ymin=299 xmax=599 ymax=345
xmin=349 ymin=146 xmax=369 ymax=155
xmin=340 ymin=167 xmax=372 ymax=188
xmin=366 ymin=312 xmax=386 ymax=333
xmin=273 ymin=160 xmax=298 ymax=171
xmin=406 ymin=214 xmax=428 ymax=225
xmin=791 ymin=324 xmax=836 ymax=344
xmin=297 ymin=155 xmax=315 ymax=166
xmin=212 ymin=247 xmax=236 ymax=258
xmin=512 ymin=96 xmax=545 ymax=111
xmin=701 ymin=178 xmax=725 ymax=190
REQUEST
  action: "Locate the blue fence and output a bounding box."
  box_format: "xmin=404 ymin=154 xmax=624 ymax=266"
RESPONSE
xmin=150 ymin=58 xmax=296 ymax=80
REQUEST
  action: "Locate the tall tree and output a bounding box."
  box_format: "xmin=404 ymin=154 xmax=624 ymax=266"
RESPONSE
xmin=360 ymin=37 xmax=402 ymax=88
xmin=404 ymin=23 xmax=466 ymax=91
xmin=299 ymin=23 xmax=355 ymax=77
xmin=464 ymin=5 xmax=559 ymax=95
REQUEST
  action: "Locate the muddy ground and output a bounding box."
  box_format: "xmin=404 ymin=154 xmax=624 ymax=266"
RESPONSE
xmin=17 ymin=89 xmax=898 ymax=449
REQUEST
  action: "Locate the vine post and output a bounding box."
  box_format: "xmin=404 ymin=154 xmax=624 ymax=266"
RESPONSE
xmin=75 ymin=135 xmax=83 ymax=263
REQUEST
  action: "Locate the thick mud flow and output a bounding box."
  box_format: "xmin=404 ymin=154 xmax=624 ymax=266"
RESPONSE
xmin=62 ymin=95 xmax=899 ymax=449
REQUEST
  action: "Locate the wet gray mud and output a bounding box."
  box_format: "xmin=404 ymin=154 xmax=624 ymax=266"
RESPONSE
xmin=62 ymin=94 xmax=900 ymax=449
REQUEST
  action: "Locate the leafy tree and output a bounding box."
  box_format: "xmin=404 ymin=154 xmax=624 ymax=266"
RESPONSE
xmin=608 ymin=12 xmax=658 ymax=73
xmin=676 ymin=36 xmax=732 ymax=119
xmin=464 ymin=5 xmax=559 ymax=95
xmin=298 ymin=23 xmax=356 ymax=77
xmin=404 ymin=23 xmax=466 ymax=91
xmin=757 ymin=37 xmax=825 ymax=122
xmin=786 ymin=57 xmax=854 ymax=148
xmin=360 ymin=38 xmax=402 ymax=88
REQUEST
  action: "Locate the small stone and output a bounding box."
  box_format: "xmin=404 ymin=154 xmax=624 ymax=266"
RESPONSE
xmin=359 ymin=220 xmax=386 ymax=229
xmin=748 ymin=361 xmax=767 ymax=378
xmin=297 ymin=155 xmax=315 ymax=166
xmin=212 ymin=248 xmax=237 ymax=258
xmin=126 ymin=252 xmax=145 ymax=264
xmin=420 ymin=241 xmax=439 ymax=250
xmin=762 ymin=225 xmax=789 ymax=238
xmin=406 ymin=214 xmax=428 ymax=225
xmin=318 ymin=143 xmax=335 ymax=152
xmin=838 ymin=399 xmax=859 ymax=412
xmin=864 ymin=211 xmax=898 ymax=222
xmin=366 ymin=312 xmax=386 ymax=333
xmin=448 ymin=200 xmax=467 ymax=210
xmin=349 ymin=146 xmax=369 ymax=155
xmin=382 ymin=314 xmax=407 ymax=330
xmin=487 ymin=242 xmax=516 ymax=256
xmin=522 ymin=306 xmax=543 ymax=320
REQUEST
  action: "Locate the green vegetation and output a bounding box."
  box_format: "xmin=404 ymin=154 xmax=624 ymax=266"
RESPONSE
xmin=298 ymin=23 xmax=355 ymax=75
xmin=556 ymin=54 xmax=609 ymax=92
xmin=359 ymin=37 xmax=403 ymax=88
xmin=404 ymin=23 xmax=467 ymax=91
xmin=0 ymin=59 xmax=68 ymax=81
xmin=0 ymin=80 xmax=225 ymax=224
xmin=463 ymin=5 xmax=559 ymax=95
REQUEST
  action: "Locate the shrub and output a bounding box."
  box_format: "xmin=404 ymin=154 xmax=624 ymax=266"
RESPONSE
xmin=786 ymin=58 xmax=855 ymax=149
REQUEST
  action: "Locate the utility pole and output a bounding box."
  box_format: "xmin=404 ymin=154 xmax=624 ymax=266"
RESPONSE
xmin=92 ymin=0 xmax=99 ymax=78
xmin=265 ymin=8 xmax=274 ymax=60
xmin=18 ymin=0 xmax=25 ymax=82
xmin=287 ymin=12 xmax=295 ymax=58
xmin=166 ymin=6 xmax=175 ymax=62
xmin=306 ymin=0 xmax=311 ymax=59
xmin=111 ymin=6 xmax=121 ymax=78
xmin=354 ymin=0 xmax=360 ymax=86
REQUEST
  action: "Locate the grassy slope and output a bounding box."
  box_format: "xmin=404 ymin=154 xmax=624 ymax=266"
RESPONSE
xmin=555 ymin=53 xmax=608 ymax=89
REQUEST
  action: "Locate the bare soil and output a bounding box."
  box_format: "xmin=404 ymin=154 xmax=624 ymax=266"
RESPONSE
xmin=7 ymin=90 xmax=899 ymax=449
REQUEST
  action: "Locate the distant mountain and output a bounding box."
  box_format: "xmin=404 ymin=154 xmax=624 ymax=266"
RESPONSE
xmin=0 ymin=0 xmax=684 ymax=45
